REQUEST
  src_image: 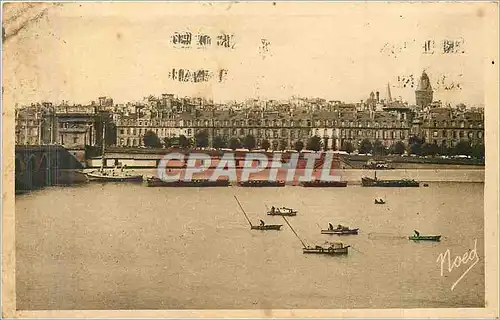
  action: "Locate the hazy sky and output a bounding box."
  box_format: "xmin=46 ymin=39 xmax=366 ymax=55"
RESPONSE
xmin=2 ymin=2 xmax=497 ymax=106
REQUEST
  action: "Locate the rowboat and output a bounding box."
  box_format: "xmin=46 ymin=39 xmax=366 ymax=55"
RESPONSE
xmin=374 ymin=199 xmax=386 ymax=204
xmin=409 ymin=235 xmax=441 ymax=241
xmin=267 ymin=207 xmax=297 ymax=216
xmin=302 ymin=242 xmax=350 ymax=255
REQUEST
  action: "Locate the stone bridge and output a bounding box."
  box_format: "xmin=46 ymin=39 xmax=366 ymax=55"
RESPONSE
xmin=15 ymin=145 xmax=86 ymax=193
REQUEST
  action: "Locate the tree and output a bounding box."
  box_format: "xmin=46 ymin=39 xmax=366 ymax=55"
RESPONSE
xmin=294 ymin=140 xmax=304 ymax=152
xmin=392 ymin=141 xmax=406 ymax=155
xmin=243 ymin=134 xmax=256 ymax=150
xmin=472 ymin=143 xmax=485 ymax=159
xmin=229 ymin=137 xmax=241 ymax=150
xmin=421 ymin=143 xmax=439 ymax=156
xmin=340 ymin=141 xmax=354 ymax=153
xmin=454 ymin=140 xmax=472 ymax=156
xmin=372 ymin=139 xmax=387 ymax=155
xmin=163 ymin=137 xmax=172 ymax=148
xmin=194 ymin=130 xmax=209 ymax=148
xmin=143 ymin=130 xmax=162 ymax=148
xmin=178 ymin=135 xmax=191 ymax=149
xmin=212 ymin=136 xmax=227 ymax=149
xmin=358 ymin=138 xmax=373 ymax=154
xmin=408 ymin=136 xmax=424 ymax=155
xmin=306 ymin=136 xmax=322 ymax=151
xmin=279 ymin=139 xmax=288 ymax=151
xmin=272 ymin=140 xmax=279 ymax=151
xmin=323 ymin=137 xmax=329 ymax=151
xmin=261 ymin=139 xmax=271 ymax=151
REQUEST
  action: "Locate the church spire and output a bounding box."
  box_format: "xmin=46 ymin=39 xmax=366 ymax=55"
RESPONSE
xmin=386 ymin=82 xmax=392 ymax=102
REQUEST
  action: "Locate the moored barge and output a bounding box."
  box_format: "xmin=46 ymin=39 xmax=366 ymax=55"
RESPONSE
xmin=301 ymin=180 xmax=348 ymax=187
xmin=238 ymin=180 xmax=285 ymax=187
xmin=146 ymin=177 xmax=230 ymax=187
xmin=361 ymin=172 xmax=419 ymax=187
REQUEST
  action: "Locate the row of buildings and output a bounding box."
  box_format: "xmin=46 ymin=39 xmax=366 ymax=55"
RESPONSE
xmin=15 ymin=72 xmax=485 ymax=157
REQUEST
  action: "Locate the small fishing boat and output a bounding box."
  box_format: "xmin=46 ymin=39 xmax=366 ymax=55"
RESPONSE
xmin=281 ymin=216 xmax=351 ymax=256
xmin=234 ymin=196 xmax=282 ymax=231
xmin=409 ymin=235 xmax=441 ymax=241
xmin=409 ymin=230 xmax=441 ymax=241
xmin=321 ymin=223 xmax=359 ymax=235
xmin=303 ymin=242 xmax=350 ymax=255
xmin=374 ymin=198 xmax=386 ymax=204
xmin=301 ymin=180 xmax=348 ymax=187
xmin=267 ymin=206 xmax=297 ymax=216
xmin=238 ymin=180 xmax=285 ymax=187
xmin=251 ymin=224 xmax=283 ymax=231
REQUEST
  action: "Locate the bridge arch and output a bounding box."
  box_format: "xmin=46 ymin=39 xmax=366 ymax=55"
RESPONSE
xmin=15 ymin=156 xmax=24 ymax=175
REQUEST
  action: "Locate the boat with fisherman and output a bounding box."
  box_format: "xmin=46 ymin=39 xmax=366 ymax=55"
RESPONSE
xmin=301 ymin=180 xmax=348 ymax=187
xmin=281 ymin=215 xmax=351 ymax=256
xmin=408 ymin=230 xmax=441 ymax=241
xmin=321 ymin=223 xmax=359 ymax=235
xmin=238 ymin=180 xmax=285 ymax=187
xmin=374 ymin=198 xmax=386 ymax=204
xmin=302 ymin=242 xmax=350 ymax=255
xmin=267 ymin=206 xmax=297 ymax=216
xmin=361 ymin=172 xmax=419 ymax=187
xmin=234 ymin=196 xmax=283 ymax=231
xmin=146 ymin=177 xmax=230 ymax=187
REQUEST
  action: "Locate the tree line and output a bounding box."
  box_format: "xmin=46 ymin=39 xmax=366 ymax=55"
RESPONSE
xmin=142 ymin=130 xmax=484 ymax=159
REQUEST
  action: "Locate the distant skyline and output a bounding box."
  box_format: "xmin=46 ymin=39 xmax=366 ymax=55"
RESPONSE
xmin=3 ymin=2 xmax=493 ymax=107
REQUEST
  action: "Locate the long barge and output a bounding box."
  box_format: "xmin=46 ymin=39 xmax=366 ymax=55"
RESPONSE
xmin=361 ymin=172 xmax=419 ymax=187
xmin=301 ymin=180 xmax=348 ymax=187
xmin=238 ymin=180 xmax=285 ymax=187
xmin=146 ymin=177 xmax=230 ymax=187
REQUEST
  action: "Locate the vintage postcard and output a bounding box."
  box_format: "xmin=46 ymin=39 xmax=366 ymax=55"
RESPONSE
xmin=2 ymin=1 xmax=499 ymax=318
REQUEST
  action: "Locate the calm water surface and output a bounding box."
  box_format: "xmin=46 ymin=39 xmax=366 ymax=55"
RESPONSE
xmin=16 ymin=182 xmax=485 ymax=309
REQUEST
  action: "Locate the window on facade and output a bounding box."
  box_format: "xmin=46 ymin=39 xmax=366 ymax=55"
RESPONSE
xmin=188 ymin=129 xmax=192 ymax=135
xmin=460 ymin=122 xmax=465 ymax=128
xmin=240 ymin=129 xmax=244 ymax=135
xmin=120 ymin=129 xmax=124 ymax=135
xmin=459 ymin=131 xmax=464 ymax=138
xmin=468 ymin=131 xmax=474 ymax=138
xmin=453 ymin=131 xmax=457 ymax=139
xmin=479 ymin=132 xmax=483 ymax=138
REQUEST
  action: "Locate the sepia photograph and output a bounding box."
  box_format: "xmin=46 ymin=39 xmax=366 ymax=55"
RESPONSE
xmin=2 ymin=1 xmax=499 ymax=318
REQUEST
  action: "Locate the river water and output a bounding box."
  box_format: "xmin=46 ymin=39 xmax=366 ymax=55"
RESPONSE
xmin=16 ymin=181 xmax=484 ymax=310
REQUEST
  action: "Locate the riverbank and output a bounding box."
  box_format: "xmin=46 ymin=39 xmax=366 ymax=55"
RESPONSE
xmin=83 ymin=168 xmax=485 ymax=183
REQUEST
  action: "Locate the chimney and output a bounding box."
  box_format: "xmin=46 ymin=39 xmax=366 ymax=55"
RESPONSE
xmin=376 ymin=91 xmax=380 ymax=103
